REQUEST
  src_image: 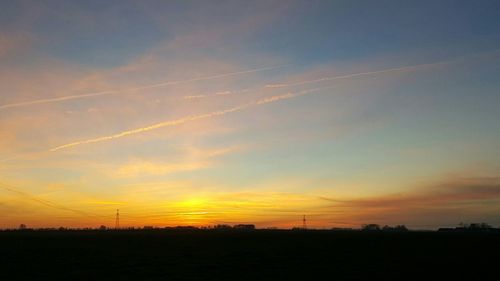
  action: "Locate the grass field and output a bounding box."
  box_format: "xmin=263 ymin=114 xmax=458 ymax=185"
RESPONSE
xmin=1 ymin=229 xmax=498 ymax=280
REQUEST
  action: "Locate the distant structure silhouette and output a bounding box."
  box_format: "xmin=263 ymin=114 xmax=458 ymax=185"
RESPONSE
xmin=362 ymin=224 xmax=381 ymax=231
xmin=303 ymin=215 xmax=307 ymax=229
xmin=115 ymin=209 xmax=120 ymax=229
xmin=233 ymin=224 xmax=256 ymax=230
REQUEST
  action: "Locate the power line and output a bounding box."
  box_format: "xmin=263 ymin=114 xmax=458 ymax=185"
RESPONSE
xmin=0 ymin=181 xmax=112 ymax=220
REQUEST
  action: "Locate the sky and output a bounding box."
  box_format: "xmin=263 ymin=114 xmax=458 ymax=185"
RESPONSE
xmin=1 ymin=0 xmax=500 ymax=229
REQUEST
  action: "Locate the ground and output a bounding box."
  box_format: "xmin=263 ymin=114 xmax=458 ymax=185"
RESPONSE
xmin=1 ymin=229 xmax=498 ymax=280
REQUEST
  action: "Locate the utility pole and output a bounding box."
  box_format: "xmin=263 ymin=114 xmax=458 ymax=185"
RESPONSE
xmin=303 ymin=214 xmax=307 ymax=229
xmin=115 ymin=209 xmax=120 ymax=229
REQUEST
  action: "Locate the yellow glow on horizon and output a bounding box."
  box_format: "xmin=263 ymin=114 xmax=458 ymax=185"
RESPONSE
xmin=174 ymin=198 xmax=209 ymax=209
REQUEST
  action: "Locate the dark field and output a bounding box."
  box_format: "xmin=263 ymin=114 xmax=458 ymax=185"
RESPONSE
xmin=1 ymin=230 xmax=499 ymax=280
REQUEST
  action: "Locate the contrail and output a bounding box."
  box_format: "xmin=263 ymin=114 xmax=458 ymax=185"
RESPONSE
xmin=49 ymin=105 xmax=250 ymax=152
xmin=180 ymin=62 xmax=442 ymax=101
xmin=0 ymin=64 xmax=289 ymax=110
xmin=265 ymin=61 xmax=449 ymax=88
xmin=0 ymin=181 xmax=111 ymax=219
xmin=183 ymin=95 xmax=208 ymax=100
xmin=49 ymin=87 xmax=328 ymax=152
xmin=0 ymin=91 xmax=115 ymax=110
xmin=182 ymin=89 xmax=249 ymax=100
xmin=125 ymin=64 xmax=290 ymax=91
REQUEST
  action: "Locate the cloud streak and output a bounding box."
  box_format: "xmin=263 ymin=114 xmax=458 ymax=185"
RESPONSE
xmin=0 ymin=64 xmax=288 ymax=110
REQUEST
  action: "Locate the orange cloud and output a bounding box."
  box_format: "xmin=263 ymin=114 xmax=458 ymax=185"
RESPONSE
xmin=318 ymin=177 xmax=500 ymax=227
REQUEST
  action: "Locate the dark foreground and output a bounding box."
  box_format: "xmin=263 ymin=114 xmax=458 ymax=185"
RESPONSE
xmin=1 ymin=229 xmax=499 ymax=280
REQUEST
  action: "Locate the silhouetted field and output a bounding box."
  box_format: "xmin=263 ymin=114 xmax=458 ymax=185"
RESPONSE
xmin=1 ymin=229 xmax=498 ymax=280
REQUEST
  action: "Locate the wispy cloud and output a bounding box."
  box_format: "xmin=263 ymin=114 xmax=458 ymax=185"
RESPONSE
xmin=83 ymin=201 xmax=126 ymax=205
xmin=115 ymin=161 xmax=208 ymax=177
xmin=112 ymin=146 xmax=242 ymax=178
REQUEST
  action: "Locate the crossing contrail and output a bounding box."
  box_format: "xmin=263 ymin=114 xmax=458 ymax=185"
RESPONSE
xmin=49 ymin=87 xmax=328 ymax=152
xmin=125 ymin=64 xmax=290 ymax=91
xmin=27 ymin=49 xmax=500 ymax=152
xmin=0 ymin=64 xmax=289 ymax=110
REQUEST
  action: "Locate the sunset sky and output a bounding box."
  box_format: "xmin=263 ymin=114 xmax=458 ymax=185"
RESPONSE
xmin=1 ymin=0 xmax=500 ymax=229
